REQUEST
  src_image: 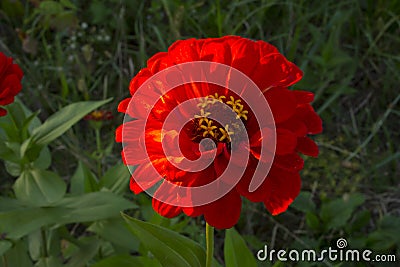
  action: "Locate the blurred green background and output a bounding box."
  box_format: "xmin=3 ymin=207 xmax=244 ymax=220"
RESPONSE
xmin=0 ymin=0 xmax=399 ymax=266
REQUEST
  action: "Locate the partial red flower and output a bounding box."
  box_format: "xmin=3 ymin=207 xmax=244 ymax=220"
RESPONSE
xmin=116 ymin=36 xmax=322 ymax=229
xmin=84 ymin=110 xmax=114 ymax=121
xmin=0 ymin=52 xmax=23 ymax=117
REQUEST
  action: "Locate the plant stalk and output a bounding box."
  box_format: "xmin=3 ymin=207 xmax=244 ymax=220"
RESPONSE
xmin=206 ymin=222 xmax=214 ymax=267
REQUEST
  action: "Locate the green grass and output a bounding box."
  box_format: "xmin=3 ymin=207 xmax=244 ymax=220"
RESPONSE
xmin=1 ymin=0 xmax=399 ymax=266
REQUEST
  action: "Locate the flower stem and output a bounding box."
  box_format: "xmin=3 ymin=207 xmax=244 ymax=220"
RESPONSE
xmin=41 ymin=228 xmax=48 ymax=258
xmin=95 ymin=128 xmax=102 ymax=177
xmin=206 ymin=222 xmax=214 ymax=267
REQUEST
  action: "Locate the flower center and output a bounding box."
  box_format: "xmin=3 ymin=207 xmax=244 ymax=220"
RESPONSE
xmin=191 ymin=94 xmax=249 ymax=146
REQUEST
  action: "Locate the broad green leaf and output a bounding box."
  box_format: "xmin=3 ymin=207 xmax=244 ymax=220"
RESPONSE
xmin=0 ymin=0 xmax=24 ymax=18
xmin=367 ymin=215 xmax=400 ymax=251
xmin=0 ymin=192 xmax=133 ymax=240
xmin=39 ymin=1 xmax=63 ymax=15
xmin=347 ymin=210 xmax=370 ymax=232
xmin=99 ymin=163 xmax=131 ymax=195
xmin=70 ymin=161 xmax=99 ymax=195
xmin=30 ymin=98 xmax=112 ymax=146
xmin=320 ymin=193 xmax=365 ymax=230
xmin=33 ymin=146 xmax=52 ymax=170
xmin=47 ymin=228 xmax=62 ymax=258
xmin=0 ymin=98 xmax=41 ymax=144
xmin=0 ymin=241 xmax=33 ymax=267
xmin=305 ymin=212 xmax=320 ymax=230
xmin=291 ymin=191 xmax=316 ymax=213
xmin=88 ymin=218 xmax=139 ymax=251
xmin=60 ymin=0 xmax=77 ymax=9
xmin=64 ymin=237 xmax=101 ymax=267
xmin=0 ymin=196 xmax=28 ymax=211
xmin=20 ymin=111 xmax=40 ymax=141
xmin=4 ymin=160 xmax=21 ymax=176
xmin=35 ymin=256 xmax=63 ymax=267
xmin=0 ymin=206 xmax=64 ymax=239
xmin=5 ymin=101 xmax=26 ymax=142
xmin=28 ymin=230 xmax=42 ymax=261
xmin=51 ymin=11 xmax=78 ymax=31
xmin=224 ymin=228 xmax=257 ymax=267
xmin=122 ymin=214 xmax=206 ymax=267
xmin=57 ymin=191 xmax=134 ymax=224
xmin=0 ymin=241 xmax=12 ymax=257
xmin=13 ymin=169 xmax=67 ymax=206
xmin=92 ymin=255 xmax=162 ymax=267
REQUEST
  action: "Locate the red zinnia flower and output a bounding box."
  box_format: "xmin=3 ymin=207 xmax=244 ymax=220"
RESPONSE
xmin=0 ymin=52 xmax=23 ymax=117
xmin=116 ymin=36 xmax=322 ymax=229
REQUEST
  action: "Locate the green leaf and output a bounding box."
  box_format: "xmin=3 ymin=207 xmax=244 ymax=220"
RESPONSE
xmin=320 ymin=193 xmax=365 ymax=230
xmin=13 ymin=169 xmax=67 ymax=206
xmin=0 ymin=192 xmax=133 ymax=240
xmin=60 ymin=0 xmax=77 ymax=9
xmin=347 ymin=210 xmax=370 ymax=232
xmin=99 ymin=163 xmax=131 ymax=195
xmin=64 ymin=237 xmax=101 ymax=267
xmin=58 ymin=191 xmax=134 ymax=223
xmin=0 ymin=206 xmax=64 ymax=239
xmin=91 ymin=255 xmax=162 ymax=267
xmin=291 ymin=191 xmax=316 ymax=214
xmin=0 ymin=241 xmax=12 ymax=257
xmin=0 ymin=240 xmax=33 ymax=267
xmin=122 ymin=213 xmax=206 ymax=267
xmin=51 ymin=11 xmax=78 ymax=31
xmin=0 ymin=196 xmax=28 ymax=211
xmin=224 ymin=228 xmax=257 ymax=267
xmin=0 ymin=0 xmax=24 ymax=18
xmin=70 ymin=161 xmax=99 ymax=194
xmin=4 ymin=160 xmax=21 ymax=176
xmin=30 ymin=98 xmax=112 ymax=146
xmin=39 ymin=1 xmax=63 ymax=15
xmin=88 ymin=218 xmax=139 ymax=251
xmin=35 ymin=256 xmax=63 ymax=267
xmin=305 ymin=212 xmax=320 ymax=230
xmin=367 ymin=215 xmax=400 ymax=251
xmin=33 ymin=146 xmax=52 ymax=170
xmin=28 ymin=230 xmax=41 ymax=261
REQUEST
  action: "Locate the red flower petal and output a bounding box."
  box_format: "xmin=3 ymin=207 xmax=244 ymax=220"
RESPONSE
xmin=117 ymin=98 xmax=131 ymax=113
xmin=274 ymin=153 xmax=304 ymax=173
xmin=129 ymin=68 xmax=152 ymax=95
xmin=293 ymin=90 xmax=314 ymax=104
xmin=264 ymin=87 xmax=297 ymax=123
xmin=249 ymin=127 xmax=275 ymax=161
xmin=152 ymin=182 xmax=183 ymax=218
xmin=152 ymin=198 xmax=182 ymax=218
xmin=168 ymin=39 xmax=203 ymax=64
xmin=230 ymin=38 xmax=259 ymax=76
xmin=257 ymin=40 xmax=279 ymax=58
xmin=203 ymin=189 xmax=242 ymax=229
xmin=276 ymin=128 xmax=297 ymax=155
xmin=296 ymin=136 xmax=319 ymax=157
xmin=0 ymin=52 xmax=23 ymax=116
xmin=251 ymin=54 xmax=302 ymax=91
xmin=295 ymin=104 xmax=323 ymax=134
xmin=200 ymin=38 xmax=232 ymax=65
xmin=277 ymin=118 xmax=308 ymax=137
xmin=182 ymin=206 xmax=203 ymax=217
xmin=263 ymin=167 xmax=301 ymax=215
